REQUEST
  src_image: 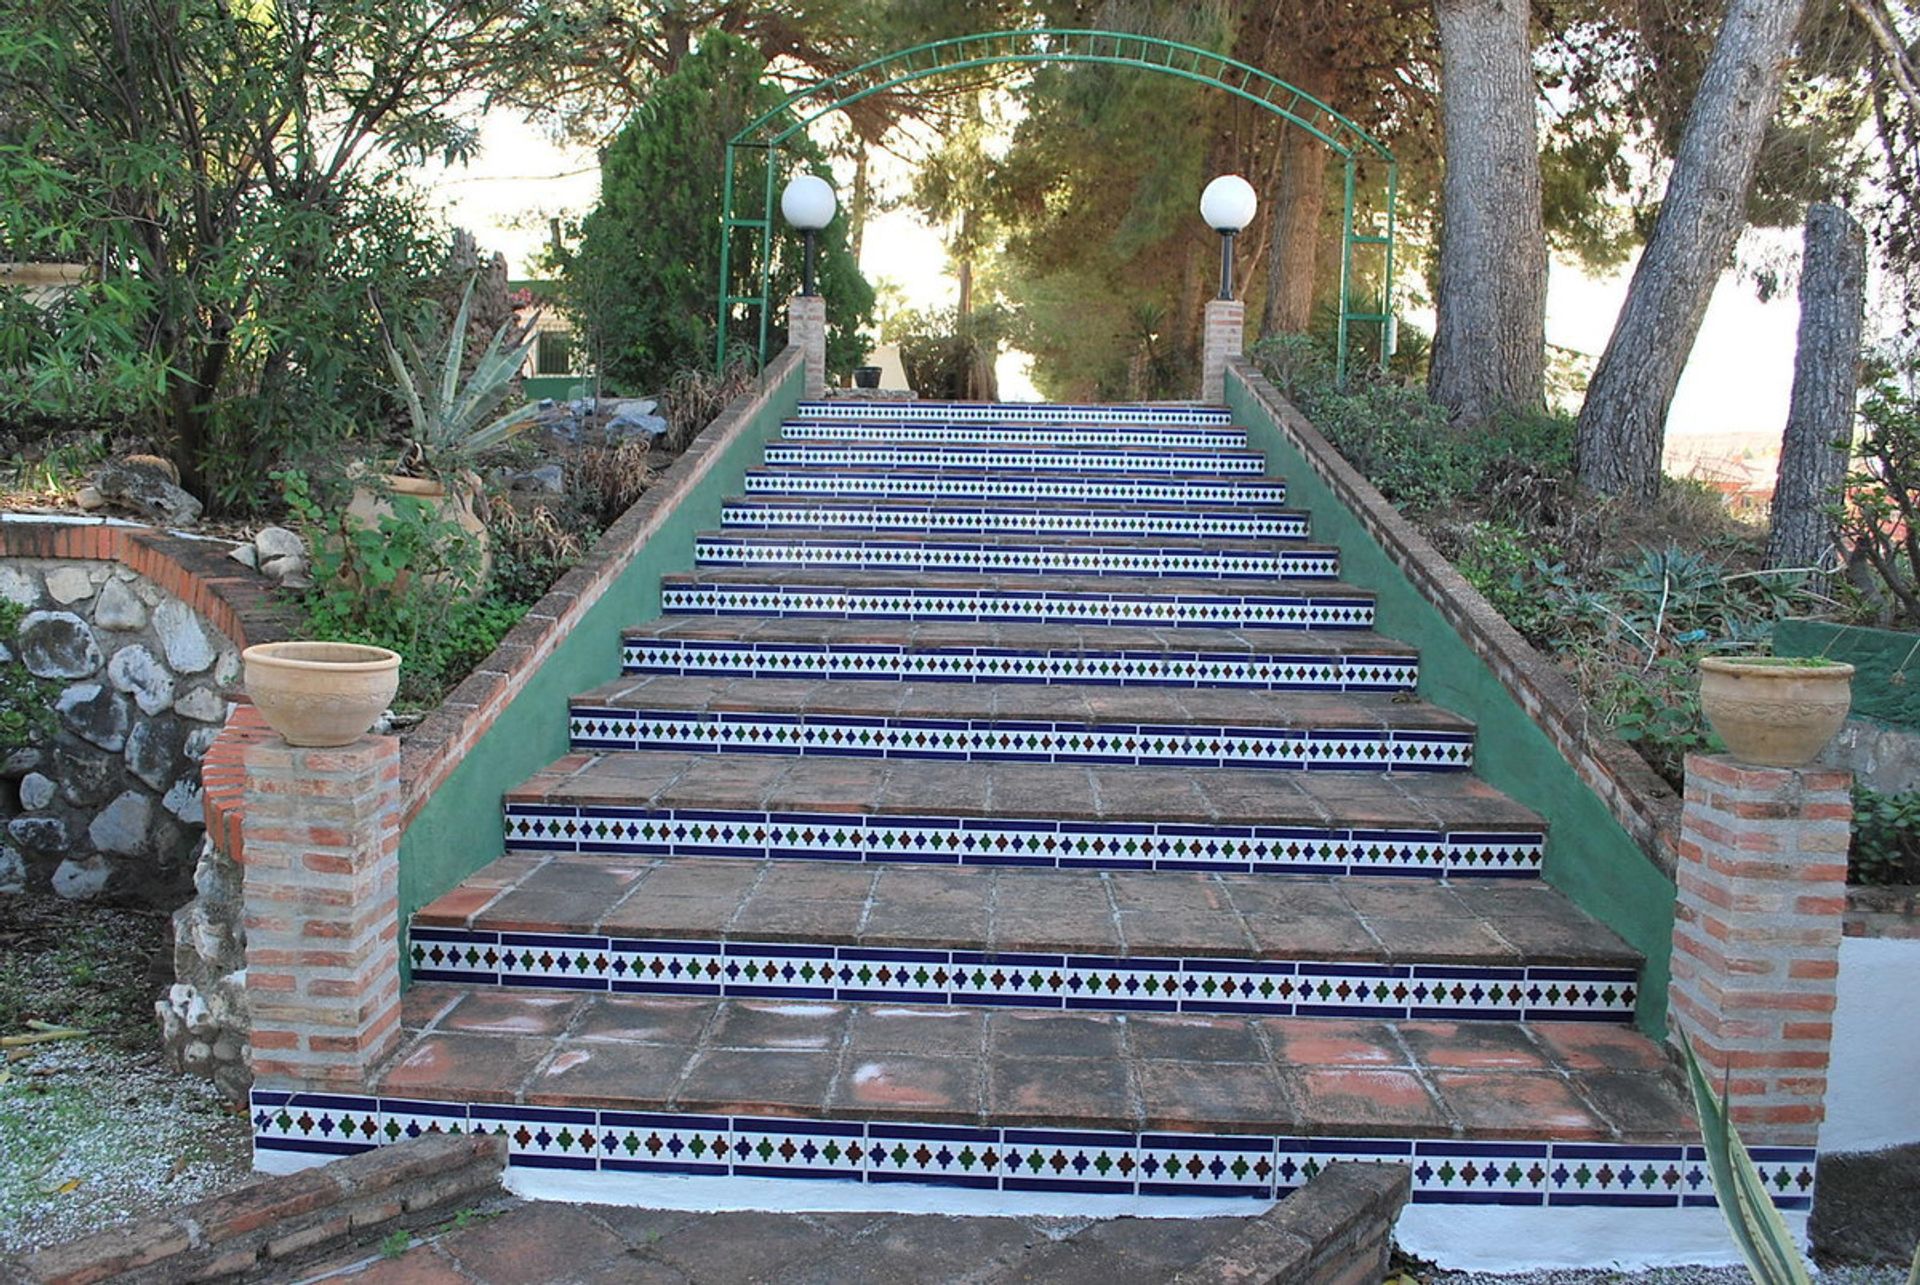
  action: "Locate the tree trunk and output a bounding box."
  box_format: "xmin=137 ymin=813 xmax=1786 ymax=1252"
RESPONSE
xmin=1429 ymin=0 xmax=1548 ymax=422
xmin=1765 ymin=203 xmax=1866 ymax=574
xmin=1574 ymin=0 xmax=1810 ymax=500
xmin=1260 ymin=58 xmax=1334 ymax=338
xmin=850 ymin=147 xmax=870 ymax=262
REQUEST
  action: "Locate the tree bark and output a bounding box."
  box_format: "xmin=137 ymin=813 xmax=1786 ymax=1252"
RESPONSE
xmin=1765 ymin=203 xmax=1866 ymax=574
xmin=1429 ymin=0 xmax=1548 ymax=422
xmin=1574 ymin=0 xmax=1810 ymax=501
xmin=1260 ymin=57 xmax=1335 ymax=338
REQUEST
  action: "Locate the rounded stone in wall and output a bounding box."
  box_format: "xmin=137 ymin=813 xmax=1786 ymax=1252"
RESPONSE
xmin=0 ymin=844 xmax=23 ymax=893
xmin=107 ymin=643 xmax=176 ymax=716
xmin=45 ymin=565 xmax=94 ymax=604
xmin=57 ymin=683 xmax=132 ymax=752
xmin=0 ymin=565 xmax=38 ymax=607
xmin=93 ymin=578 xmax=149 ymax=631
xmin=90 ymin=789 xmax=153 ymax=857
xmin=51 ymin=854 xmax=111 ymax=899
xmin=127 ymin=715 xmax=190 ymax=791
xmin=18 ymin=772 xmax=53 ymax=811
xmin=8 ymin=813 xmax=68 ymax=857
xmin=53 ymin=742 xmax=121 ymax=806
xmin=154 ymin=600 xmax=217 ymax=675
xmin=19 ymin=611 xmax=102 ymax=679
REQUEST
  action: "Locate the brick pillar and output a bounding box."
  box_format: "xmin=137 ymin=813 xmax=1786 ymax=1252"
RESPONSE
xmin=789 ymin=293 xmax=827 ymax=397
xmin=242 ymin=735 xmax=403 ymax=1090
xmin=1200 ymin=298 xmax=1244 ymax=404
xmin=1669 ymin=753 xmax=1851 ymax=1147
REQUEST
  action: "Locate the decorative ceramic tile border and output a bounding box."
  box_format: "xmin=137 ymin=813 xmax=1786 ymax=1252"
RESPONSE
xmin=621 ymin=639 xmax=1420 ymax=692
xmin=762 ymin=445 xmax=1266 ymax=475
xmin=743 ymin=470 xmax=1289 ymax=506
xmin=691 ymin=536 xmax=1341 ymax=581
xmin=567 ymin=707 xmax=1475 ymax=773
xmin=660 ymin=582 xmax=1376 ymax=630
xmin=778 ymin=423 xmax=1250 ymax=449
xmin=250 ymin=1091 xmax=1815 ymax=1211
xmin=407 ymin=928 xmax=1639 ymax=1022
xmin=790 ymin=401 xmax=1234 ymax=426
xmin=718 ymin=502 xmax=1311 ymax=541
xmin=500 ymin=805 xmax=1544 ymax=877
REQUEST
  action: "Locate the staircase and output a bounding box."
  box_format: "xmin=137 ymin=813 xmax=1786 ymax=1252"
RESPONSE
xmin=253 ymin=400 xmax=1800 ymax=1225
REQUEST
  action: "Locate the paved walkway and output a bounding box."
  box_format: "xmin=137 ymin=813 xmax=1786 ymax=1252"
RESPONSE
xmin=293 ymin=1200 xmax=1257 ymax=1284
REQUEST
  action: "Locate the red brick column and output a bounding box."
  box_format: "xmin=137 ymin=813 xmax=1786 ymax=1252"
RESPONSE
xmin=789 ymin=294 xmax=827 ymax=398
xmin=1201 ymin=299 xmax=1244 ymax=403
xmin=242 ymin=735 xmax=403 ymax=1089
xmin=1669 ymin=752 xmax=1851 ymax=1147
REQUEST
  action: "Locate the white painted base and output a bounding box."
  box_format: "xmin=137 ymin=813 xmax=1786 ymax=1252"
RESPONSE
xmin=1396 ymin=1204 xmax=1808 ymax=1272
xmin=1824 ymin=934 xmax=1920 ymax=1154
xmin=254 ymin=1148 xmax=329 ymax=1176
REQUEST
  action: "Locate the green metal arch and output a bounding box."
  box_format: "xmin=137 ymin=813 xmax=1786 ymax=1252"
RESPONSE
xmin=717 ymin=27 xmax=1398 ymax=383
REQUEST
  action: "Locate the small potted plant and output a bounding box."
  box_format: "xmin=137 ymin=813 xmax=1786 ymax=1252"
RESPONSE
xmin=243 ymin=641 xmax=401 ymax=747
xmin=1697 ymin=654 xmax=1855 ymax=768
xmin=356 ymin=278 xmax=547 ymax=581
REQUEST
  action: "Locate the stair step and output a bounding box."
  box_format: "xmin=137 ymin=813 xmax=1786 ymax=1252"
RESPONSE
xmin=660 ymin=569 xmax=1376 ymax=630
xmin=743 ymin=468 xmax=1289 ymax=505
xmin=719 ymin=498 xmax=1312 ymax=540
xmin=621 ymin=618 xmax=1419 ymax=691
xmin=692 ymin=531 xmax=1341 ymax=580
xmin=567 ymin=678 xmax=1474 ymax=773
xmin=410 ymin=855 xmax=1640 ymax=1021
xmin=502 ymin=752 xmax=1544 ymax=877
xmin=788 ymin=400 xmax=1232 ymax=426
xmin=762 ymin=442 xmax=1268 ymax=475
xmin=779 ymin=421 xmax=1251 ymax=449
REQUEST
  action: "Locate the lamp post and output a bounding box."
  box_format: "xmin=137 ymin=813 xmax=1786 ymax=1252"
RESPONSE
xmin=781 ymin=174 xmax=837 ymax=297
xmin=1200 ymin=175 xmax=1258 ymax=300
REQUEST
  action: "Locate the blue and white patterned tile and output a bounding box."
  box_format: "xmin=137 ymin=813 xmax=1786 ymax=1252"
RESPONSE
xmin=777 ymin=423 xmax=1248 ymax=448
xmin=378 ymin=1097 xmax=472 ymax=1146
xmin=251 ymin=1091 xmax=382 ymax=1158
xmin=1137 ymin=1133 xmax=1277 ymax=1197
xmin=742 ymin=470 xmax=1288 ymax=505
xmin=690 ymin=535 xmax=1338 ymax=581
xmin=998 ymin=1128 xmax=1139 ymax=1194
xmin=467 ymin=1103 xmax=602 ymax=1170
xmin=789 ymin=401 xmax=1232 ymax=426
xmin=728 ymin=1117 xmax=867 ymax=1181
xmin=718 ymin=501 xmax=1309 ymax=540
xmin=762 ymin=444 xmax=1266 ymax=475
xmin=598 ymin=1110 xmax=733 ymax=1176
xmin=865 ymin=1122 xmax=1002 ymax=1188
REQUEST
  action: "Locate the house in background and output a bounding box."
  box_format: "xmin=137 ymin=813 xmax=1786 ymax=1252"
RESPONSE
xmin=510 ymin=279 xmax=588 ymax=401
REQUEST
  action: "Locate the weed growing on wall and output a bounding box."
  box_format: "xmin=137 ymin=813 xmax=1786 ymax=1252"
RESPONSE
xmin=0 ymin=599 xmax=61 ymax=752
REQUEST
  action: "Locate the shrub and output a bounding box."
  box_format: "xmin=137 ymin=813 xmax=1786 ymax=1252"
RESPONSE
xmin=0 ymin=600 xmax=61 ymax=752
xmin=1850 ymin=784 xmax=1920 ymax=886
xmin=1839 ymin=362 xmax=1920 ymax=626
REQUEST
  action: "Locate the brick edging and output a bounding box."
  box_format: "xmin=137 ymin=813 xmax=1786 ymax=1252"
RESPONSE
xmin=1172 ymin=1161 xmax=1412 ymax=1285
xmin=394 ymin=346 xmax=803 ymax=826
xmin=3 ymin=1133 xmax=506 ymax=1284
xmin=1228 ymin=359 xmax=1683 ymax=876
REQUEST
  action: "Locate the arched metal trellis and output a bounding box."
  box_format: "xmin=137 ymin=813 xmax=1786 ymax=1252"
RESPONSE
xmin=718 ymin=28 xmax=1397 ymax=384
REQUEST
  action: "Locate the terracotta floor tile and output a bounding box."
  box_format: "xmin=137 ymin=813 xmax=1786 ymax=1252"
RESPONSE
xmin=1243 ymin=915 xmax=1378 ymax=960
xmin=528 ymin=1040 xmax=689 ymax=1108
xmin=1106 ymin=872 xmax=1233 ymax=915
xmin=1135 ymin=1060 xmax=1292 ymax=1132
xmin=873 ymin=763 xmax=993 ymax=817
xmin=658 ymin=753 xmax=796 ymax=808
xmin=571 ymin=995 xmax=715 ymax=1045
xmin=674 ymin=1048 xmax=837 ymax=1115
xmin=441 ymin=1204 xmax=631 ymax=1285
xmin=437 ymin=990 xmax=586 ymax=1038
xmin=478 ymin=863 xmax=654 ymax=932
xmin=988 ymin=764 xmax=1096 ymax=818
xmin=1126 ymin=1014 xmax=1265 ymax=1064
xmin=846 ymin=1005 xmax=986 ymax=1059
xmin=1430 ymin=1071 xmax=1608 ymax=1140
xmin=1486 ymin=912 xmax=1636 ymax=963
xmin=1359 ymin=917 xmax=1519 ymax=963
xmin=627 ymin=859 xmax=764 ymax=902
xmin=1257 ymin=1017 xmax=1411 ymax=1068
xmin=1529 ymin=1022 xmax=1673 ymax=1073
xmin=1278 ymin=1067 xmax=1449 ymax=1135
xmin=751 ymin=862 xmax=879 ymax=902
xmin=1336 ymin=879 xmax=1468 ymax=918
xmin=987 ymin=1058 xmax=1134 ymax=1129
xmin=377 ymin=1033 xmax=551 ymax=1103
xmin=1397 ymin=1021 xmax=1554 ymax=1072
xmin=398 ymin=983 xmax=465 ymax=1031
xmin=728 ymin=896 xmax=867 ymax=941
xmin=1219 ymin=878 xmax=1353 ymax=921
xmin=1116 ymin=909 xmax=1255 ymax=956
xmin=1086 ymin=769 xmax=1209 ymax=822
xmin=829 ymin=1053 xmax=983 ymax=1122
xmin=1575 ymin=1071 xmax=1698 ymax=1140
xmin=600 ymin=895 xmax=741 ymax=937
xmin=860 ymin=906 xmax=991 ymax=949
xmin=706 ymin=999 xmax=850 ymax=1052
xmin=413 ymin=883 xmax=506 ymax=927
xmin=988 ymin=1010 xmax=1127 ymax=1060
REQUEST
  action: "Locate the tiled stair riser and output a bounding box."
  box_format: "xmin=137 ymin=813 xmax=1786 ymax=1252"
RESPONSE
xmin=621 ymin=640 xmax=1419 ymax=692
xmin=777 ymin=424 xmax=1250 ymax=448
xmin=742 ymin=473 xmax=1289 ymax=505
xmin=691 ymin=537 xmax=1340 ymax=580
xmin=660 ymin=584 xmax=1376 ymax=630
xmin=762 ymin=446 xmax=1267 ymax=475
xmin=501 ymin=805 xmax=1544 ymax=877
xmin=407 ymin=928 xmax=1639 ymax=1022
xmin=719 ymin=503 xmax=1311 ymax=540
xmin=784 ymin=402 xmax=1234 ymax=425
xmin=250 ymin=1090 xmax=1815 ymax=1212
xmin=566 ymin=708 xmax=1473 ymax=772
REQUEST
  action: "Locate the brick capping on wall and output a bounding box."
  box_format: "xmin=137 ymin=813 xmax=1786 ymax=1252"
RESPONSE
xmin=1227 ymin=358 xmax=1684 ymax=877
xmin=0 ymin=1132 xmax=507 ymax=1285
xmin=1172 ymin=1161 xmax=1412 ymax=1285
xmin=1843 ymin=883 xmax=1920 ymax=940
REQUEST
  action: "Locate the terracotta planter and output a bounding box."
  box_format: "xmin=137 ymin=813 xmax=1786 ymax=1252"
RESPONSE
xmin=344 ymin=471 xmax=490 ymax=589
xmin=243 ymin=642 xmax=400 ymax=747
xmin=1698 ymin=657 xmax=1855 ymax=768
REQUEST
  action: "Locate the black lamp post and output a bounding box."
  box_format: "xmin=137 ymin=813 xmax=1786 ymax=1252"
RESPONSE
xmin=1200 ymin=174 xmax=1258 ymax=300
xmin=781 ymin=174 xmax=837 ymax=296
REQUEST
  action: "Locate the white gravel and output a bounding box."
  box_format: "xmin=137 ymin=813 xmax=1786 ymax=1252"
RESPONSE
xmin=1431 ymin=1266 xmax=1908 ymax=1283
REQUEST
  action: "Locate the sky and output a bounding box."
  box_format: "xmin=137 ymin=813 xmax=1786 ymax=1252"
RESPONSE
xmin=420 ymin=110 xmax=1804 ymax=450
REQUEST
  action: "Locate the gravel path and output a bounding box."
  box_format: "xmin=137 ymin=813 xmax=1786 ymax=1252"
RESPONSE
xmin=1432 ymin=1266 xmax=1908 ymax=1283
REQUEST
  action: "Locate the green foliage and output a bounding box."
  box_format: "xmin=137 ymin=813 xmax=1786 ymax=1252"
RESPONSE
xmin=562 ymin=32 xmax=873 ymax=393
xmin=0 ymin=600 xmax=59 ymax=753
xmin=884 ymin=305 xmax=1011 ymax=401
xmin=373 ymin=276 xmax=543 ymax=475
xmin=379 ymin=1229 xmax=412 ymax=1260
xmin=278 ymin=470 xmax=525 ymax=711
xmin=1449 ymin=522 xmax=1569 ymax=642
xmin=1840 ymin=361 xmax=1920 ymax=627
xmin=1850 ymin=785 xmax=1920 ymax=886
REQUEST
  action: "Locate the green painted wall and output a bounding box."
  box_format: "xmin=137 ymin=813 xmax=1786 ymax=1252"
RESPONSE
xmin=1776 ymin=619 xmax=1920 ymax=731
xmin=1228 ymin=373 xmax=1677 ymax=1034
xmin=396 ymin=358 xmax=804 ymax=961
xmin=522 ymin=375 xmax=589 ymax=402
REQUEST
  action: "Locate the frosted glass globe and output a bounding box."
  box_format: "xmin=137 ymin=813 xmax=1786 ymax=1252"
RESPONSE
xmin=1200 ymin=174 xmax=1258 ymax=232
xmin=781 ymin=175 xmax=837 ymax=231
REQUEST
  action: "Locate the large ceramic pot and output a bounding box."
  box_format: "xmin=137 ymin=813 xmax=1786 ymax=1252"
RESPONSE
xmin=344 ymin=470 xmax=490 ymax=589
xmin=243 ymin=642 xmax=401 ymax=747
xmin=1698 ymin=657 xmax=1855 ymax=768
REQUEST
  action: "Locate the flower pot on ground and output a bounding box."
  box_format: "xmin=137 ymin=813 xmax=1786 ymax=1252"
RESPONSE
xmin=344 ymin=468 xmax=491 ymax=589
xmin=1698 ymin=656 xmax=1856 ymax=768
xmin=852 ymin=366 xmax=882 ymax=389
xmin=243 ymin=642 xmax=401 ymax=747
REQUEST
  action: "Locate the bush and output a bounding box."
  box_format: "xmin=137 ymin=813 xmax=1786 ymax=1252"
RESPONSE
xmin=1850 ymin=784 xmax=1920 ymax=886
xmin=1840 ymin=362 xmax=1920 ymax=626
xmin=0 ymin=600 xmax=61 ymax=752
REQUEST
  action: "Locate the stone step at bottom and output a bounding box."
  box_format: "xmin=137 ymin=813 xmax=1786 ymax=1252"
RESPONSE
xmin=408 ymin=856 xmax=1641 ymax=1022
xmin=249 ymin=988 xmax=1816 ymax=1216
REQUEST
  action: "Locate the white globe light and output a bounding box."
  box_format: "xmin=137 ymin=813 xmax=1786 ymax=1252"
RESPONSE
xmin=1200 ymin=174 xmax=1258 ymax=232
xmin=781 ymin=175 xmax=837 ymax=231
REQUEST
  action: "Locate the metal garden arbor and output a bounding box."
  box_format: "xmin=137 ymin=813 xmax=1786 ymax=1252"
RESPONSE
xmin=717 ymin=28 xmax=1399 ymax=383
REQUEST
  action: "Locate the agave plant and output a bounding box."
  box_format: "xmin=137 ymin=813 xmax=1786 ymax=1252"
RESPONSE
xmin=371 ymin=277 xmax=544 ymax=474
